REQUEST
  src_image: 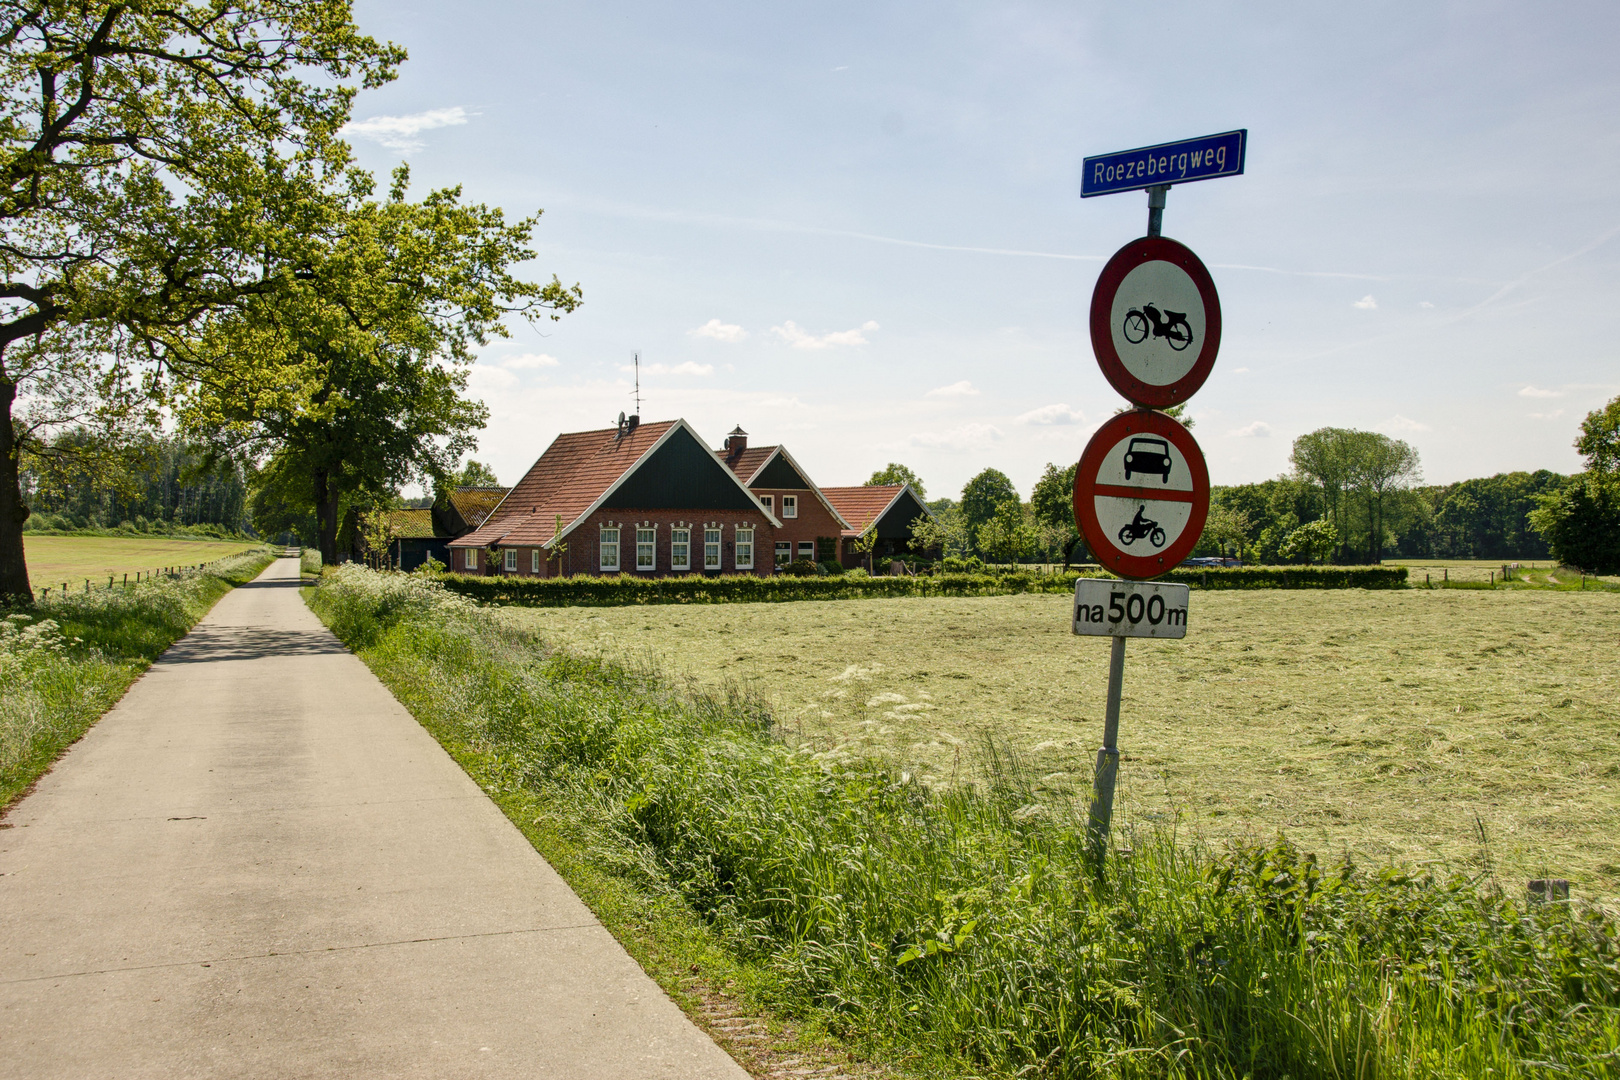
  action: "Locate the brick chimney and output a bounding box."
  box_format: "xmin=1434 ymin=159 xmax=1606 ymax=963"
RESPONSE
xmin=723 ymin=425 xmax=748 ymax=462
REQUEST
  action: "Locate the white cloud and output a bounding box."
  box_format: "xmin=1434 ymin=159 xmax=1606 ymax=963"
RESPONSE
xmin=1419 ymin=300 xmax=1435 ymax=309
xmin=908 ymin=423 xmax=1004 ymax=451
xmin=1529 ymin=409 xmax=1566 ymax=421
xmin=502 ymin=353 xmax=560 ymax=369
xmin=1518 ymin=385 xmax=1562 ymax=398
xmin=771 ymin=320 xmax=880 ymax=349
xmin=926 ymin=380 xmax=979 ymax=398
xmin=1229 ymin=420 xmax=1272 ymax=438
xmin=1380 ymin=414 xmax=1430 ymax=434
xmin=1231 ymin=366 xmax=1251 ymax=374
xmin=688 ymin=319 xmax=747 ymax=342
xmin=1016 ymin=403 xmax=1085 ymax=425
xmin=620 ymin=361 xmax=713 ymax=376
xmin=469 ymin=365 xmax=518 ymax=389
xmin=1352 ymin=295 xmax=1378 ymax=310
xmin=340 ymin=106 xmax=470 ymax=152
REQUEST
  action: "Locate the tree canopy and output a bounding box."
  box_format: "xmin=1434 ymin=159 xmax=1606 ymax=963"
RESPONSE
xmin=866 ymin=462 xmax=925 ymax=500
xmin=178 ymin=166 xmax=580 ymax=563
xmin=0 ymin=0 xmax=404 ymax=602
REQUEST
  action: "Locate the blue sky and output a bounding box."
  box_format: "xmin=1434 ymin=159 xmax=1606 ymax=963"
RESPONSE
xmin=345 ymin=1 xmax=1620 ymax=500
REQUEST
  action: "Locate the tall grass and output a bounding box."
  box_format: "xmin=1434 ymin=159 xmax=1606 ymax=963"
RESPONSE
xmin=0 ymin=548 xmax=276 ymax=807
xmin=311 ymin=564 xmax=1620 ymax=1079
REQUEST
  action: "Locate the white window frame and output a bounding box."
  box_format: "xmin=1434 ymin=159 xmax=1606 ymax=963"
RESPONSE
xmin=760 ymin=495 xmax=773 ymax=514
xmin=464 ymin=548 xmax=477 ymax=571
xmin=782 ymin=495 xmax=798 ymax=519
xmin=504 ymin=549 xmax=517 ymax=573
xmin=775 ymin=541 xmax=792 ymax=566
xmin=735 ymin=527 xmax=754 ymax=570
xmin=600 ymin=527 xmax=621 ymax=572
xmin=532 ymin=548 xmax=541 ymax=574
xmin=671 ymin=528 xmax=691 ymax=571
xmin=703 ymin=528 xmax=721 ymax=570
xmin=797 ymin=541 xmax=815 ymax=562
xmin=636 ymin=527 xmax=657 ymax=572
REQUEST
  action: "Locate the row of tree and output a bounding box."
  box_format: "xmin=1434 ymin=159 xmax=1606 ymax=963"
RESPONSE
xmin=21 ymin=436 xmax=250 ymax=536
xmin=1 ymin=2 xmax=580 ymax=602
xmin=862 ymin=397 xmax=1620 ymax=573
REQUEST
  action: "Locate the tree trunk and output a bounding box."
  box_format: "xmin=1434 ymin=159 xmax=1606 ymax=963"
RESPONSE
xmin=314 ymin=467 xmax=340 ymax=566
xmin=0 ymin=375 xmax=34 ymax=604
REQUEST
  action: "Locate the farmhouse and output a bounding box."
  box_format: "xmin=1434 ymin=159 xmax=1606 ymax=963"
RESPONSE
xmin=448 ymin=418 xmax=780 ymax=577
xmin=718 ymin=426 xmax=853 ymax=567
xmin=822 ymin=483 xmax=935 ymax=568
xmin=347 ymin=486 xmax=509 ymax=570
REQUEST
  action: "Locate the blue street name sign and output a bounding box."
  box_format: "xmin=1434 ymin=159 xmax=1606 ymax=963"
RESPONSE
xmin=1082 ymin=129 xmax=1247 ymax=198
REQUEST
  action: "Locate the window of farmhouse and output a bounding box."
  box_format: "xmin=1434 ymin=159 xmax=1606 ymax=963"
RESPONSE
xmin=465 ymin=548 xmax=477 ymax=570
xmin=775 ymin=541 xmax=791 ymax=565
xmin=504 ymin=549 xmax=517 ymax=572
xmin=736 ymin=528 xmax=754 ymax=569
xmin=797 ymin=541 xmax=815 ymax=562
xmin=671 ymin=529 xmax=691 ymax=570
xmin=704 ymin=529 xmax=721 ymax=569
xmin=600 ymin=528 xmax=620 ymax=571
xmin=636 ymin=528 xmax=656 ymax=571
xmin=782 ymin=495 xmax=797 ymax=518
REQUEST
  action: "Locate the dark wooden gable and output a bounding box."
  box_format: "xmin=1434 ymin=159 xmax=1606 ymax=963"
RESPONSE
xmin=750 ymin=453 xmax=811 ymax=490
xmin=873 ymin=488 xmax=930 ymax=538
xmin=603 ymin=425 xmax=760 ymax=511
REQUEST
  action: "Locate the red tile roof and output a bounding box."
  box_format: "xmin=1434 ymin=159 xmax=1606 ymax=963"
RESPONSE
xmin=451 ymin=421 xmax=679 ymax=548
xmin=821 ymin=485 xmax=908 ymax=537
xmin=721 ymin=445 xmax=777 ymax=482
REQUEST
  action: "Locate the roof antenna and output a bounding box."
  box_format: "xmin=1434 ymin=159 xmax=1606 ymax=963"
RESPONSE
xmin=632 ymin=351 xmax=642 ymax=419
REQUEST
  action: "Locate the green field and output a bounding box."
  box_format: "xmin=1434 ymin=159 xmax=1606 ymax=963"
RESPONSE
xmin=507 ymin=588 xmax=1620 ymax=897
xmin=23 ymin=535 xmax=261 ymax=593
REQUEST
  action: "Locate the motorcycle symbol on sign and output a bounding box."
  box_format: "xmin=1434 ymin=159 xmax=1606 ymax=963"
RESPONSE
xmin=1121 ymin=303 xmax=1193 ymax=352
xmin=1117 ymin=505 xmax=1167 ymax=549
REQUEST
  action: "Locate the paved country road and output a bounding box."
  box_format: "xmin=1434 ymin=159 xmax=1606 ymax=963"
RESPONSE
xmin=0 ymin=558 xmax=749 ymax=1080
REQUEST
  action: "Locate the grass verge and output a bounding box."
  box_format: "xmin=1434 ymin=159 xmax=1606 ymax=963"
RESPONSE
xmin=1 ymin=547 xmax=277 ymax=810
xmin=309 ymin=564 xmax=1620 ymax=1079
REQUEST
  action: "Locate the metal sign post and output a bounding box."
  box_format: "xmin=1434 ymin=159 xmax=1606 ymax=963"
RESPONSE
xmin=1072 ymin=129 xmax=1243 ymax=863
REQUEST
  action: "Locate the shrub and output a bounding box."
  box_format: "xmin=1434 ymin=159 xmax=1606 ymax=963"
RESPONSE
xmin=435 ymin=565 xmax=1409 ymax=607
xmin=782 ymin=558 xmax=820 ymax=577
xmin=817 ymin=560 xmax=845 ymax=576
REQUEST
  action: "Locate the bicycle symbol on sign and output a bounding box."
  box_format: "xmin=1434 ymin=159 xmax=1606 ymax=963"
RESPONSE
xmin=1121 ymin=303 xmax=1193 ymax=352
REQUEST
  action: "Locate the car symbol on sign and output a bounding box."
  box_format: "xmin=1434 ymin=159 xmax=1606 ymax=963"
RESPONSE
xmin=1123 ymin=437 xmax=1173 ymax=483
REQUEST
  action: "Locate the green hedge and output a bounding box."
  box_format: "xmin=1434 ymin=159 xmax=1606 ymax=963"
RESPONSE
xmin=438 ymin=564 xmax=1408 ymax=607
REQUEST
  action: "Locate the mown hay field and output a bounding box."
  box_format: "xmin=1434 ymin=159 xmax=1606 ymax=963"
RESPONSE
xmin=24 ymin=536 xmax=260 ymax=591
xmin=505 ymin=588 xmax=1620 ymax=898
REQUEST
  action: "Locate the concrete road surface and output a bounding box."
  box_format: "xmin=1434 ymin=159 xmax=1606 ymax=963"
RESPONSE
xmin=0 ymin=557 xmax=749 ymax=1080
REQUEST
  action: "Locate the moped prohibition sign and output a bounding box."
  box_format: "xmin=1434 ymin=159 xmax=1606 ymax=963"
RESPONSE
xmin=1089 ymin=236 xmax=1221 ymax=409
xmin=1073 ymin=409 xmax=1210 ymax=579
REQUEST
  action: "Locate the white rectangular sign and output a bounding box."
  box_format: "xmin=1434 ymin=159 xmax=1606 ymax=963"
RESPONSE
xmin=1072 ymin=579 xmax=1189 ymax=639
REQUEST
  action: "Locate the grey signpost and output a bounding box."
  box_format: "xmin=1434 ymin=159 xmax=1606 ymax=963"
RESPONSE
xmin=1073 ymin=129 xmax=1244 ymax=861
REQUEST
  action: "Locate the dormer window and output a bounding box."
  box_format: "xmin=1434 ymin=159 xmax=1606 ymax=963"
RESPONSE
xmin=782 ymin=495 xmax=797 ymax=519
xmin=761 ymin=495 xmax=773 ymax=514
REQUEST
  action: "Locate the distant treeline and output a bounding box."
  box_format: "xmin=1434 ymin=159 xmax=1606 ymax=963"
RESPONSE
xmin=1207 ymin=470 xmax=1563 ymax=564
xmin=21 ymin=435 xmax=252 ymax=538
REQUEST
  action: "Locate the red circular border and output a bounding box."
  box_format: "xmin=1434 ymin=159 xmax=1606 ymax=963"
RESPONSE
xmin=1072 ymin=410 xmax=1210 ymax=579
xmin=1089 ymin=236 xmax=1222 ymax=408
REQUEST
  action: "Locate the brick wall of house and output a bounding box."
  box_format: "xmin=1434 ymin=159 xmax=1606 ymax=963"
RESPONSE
xmin=751 ymin=488 xmax=844 ymax=567
xmin=478 ymin=507 xmax=777 ymax=579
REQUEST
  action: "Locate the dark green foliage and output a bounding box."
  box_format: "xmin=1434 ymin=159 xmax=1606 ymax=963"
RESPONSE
xmin=438 ymin=565 xmax=1408 ymax=607
xmin=782 ymin=558 xmax=820 ymax=577
xmin=311 ymin=566 xmax=1620 ymax=1079
xmin=1530 ymin=475 xmax=1620 ymax=574
xmin=959 ymin=468 xmax=1019 ymax=539
xmin=22 ymin=434 xmax=251 ymax=536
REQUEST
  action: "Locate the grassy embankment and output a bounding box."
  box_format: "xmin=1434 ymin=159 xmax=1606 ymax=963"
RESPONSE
xmin=1 ymin=547 xmax=277 ymax=809
xmin=508 ymin=588 xmax=1620 ymax=896
xmin=310 ymin=564 xmax=1620 ymax=1079
xmin=24 ymin=535 xmax=262 ymax=594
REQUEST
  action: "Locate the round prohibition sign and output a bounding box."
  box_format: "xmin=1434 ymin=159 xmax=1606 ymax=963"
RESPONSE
xmin=1089 ymin=236 xmax=1222 ymax=409
xmin=1073 ymin=410 xmax=1210 ymax=579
